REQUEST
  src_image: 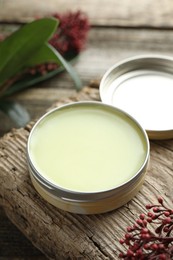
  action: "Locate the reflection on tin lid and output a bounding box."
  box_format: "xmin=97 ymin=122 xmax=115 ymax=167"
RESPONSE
xmin=100 ymin=55 xmax=173 ymax=140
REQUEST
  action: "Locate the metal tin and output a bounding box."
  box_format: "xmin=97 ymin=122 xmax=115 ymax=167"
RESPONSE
xmin=27 ymin=101 xmax=149 ymax=214
xmin=100 ymin=54 xmax=173 ymax=140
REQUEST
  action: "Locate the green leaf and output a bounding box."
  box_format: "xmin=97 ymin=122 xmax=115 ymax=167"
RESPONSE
xmin=0 ymin=18 xmax=58 ymax=87
xmin=26 ymin=43 xmax=62 ymax=67
xmin=3 ymin=44 xmax=82 ymax=96
xmin=47 ymin=44 xmax=83 ymax=91
xmin=0 ymin=100 xmax=30 ymax=127
xmin=4 ymin=53 xmax=78 ymax=97
xmin=27 ymin=43 xmax=82 ymax=90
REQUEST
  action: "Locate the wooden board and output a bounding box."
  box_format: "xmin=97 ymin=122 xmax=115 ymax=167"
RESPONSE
xmin=1 ymin=0 xmax=173 ymax=28
xmin=0 ymin=86 xmax=173 ymax=259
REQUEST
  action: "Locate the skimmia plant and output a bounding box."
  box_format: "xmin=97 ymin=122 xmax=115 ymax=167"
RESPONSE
xmin=0 ymin=12 xmax=89 ymax=127
xmin=119 ymin=197 xmax=173 ymax=259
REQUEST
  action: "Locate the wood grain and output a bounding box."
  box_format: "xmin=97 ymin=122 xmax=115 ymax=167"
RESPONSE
xmin=0 ymin=87 xmax=173 ymax=259
xmin=1 ymin=0 xmax=173 ymax=28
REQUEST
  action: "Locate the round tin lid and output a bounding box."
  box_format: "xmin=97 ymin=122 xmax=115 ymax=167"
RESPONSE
xmin=100 ymin=55 xmax=173 ymax=139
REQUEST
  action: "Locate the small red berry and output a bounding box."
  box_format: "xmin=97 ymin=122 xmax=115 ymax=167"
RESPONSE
xmin=41 ymin=70 xmax=47 ymax=75
xmin=141 ymin=228 xmax=149 ymax=234
xmin=162 ymin=217 xmax=171 ymax=225
xmin=119 ymin=252 xmax=124 ymax=258
xmin=153 ymin=207 xmax=160 ymax=212
xmin=133 ymin=224 xmax=138 ymax=229
xmin=119 ymin=239 xmax=125 ymax=244
xmin=152 ymin=215 xmax=157 ymax=220
xmin=127 ymin=226 xmax=133 ymax=232
xmin=158 ymin=197 xmax=163 ymax=204
xmin=147 ymin=217 xmax=152 ymax=223
xmin=127 ymin=249 xmax=134 ymax=257
xmin=143 ymin=220 xmax=148 ymax=226
xmin=164 ymin=211 xmax=170 ymax=217
xmin=140 ymin=214 xmax=145 ymax=220
xmin=148 ymin=212 xmax=154 ymax=217
xmin=137 ymin=249 xmax=143 ymax=256
xmin=163 ymin=226 xmax=169 ymax=232
xmin=136 ymin=219 xmax=143 ymax=226
xmin=144 ymin=243 xmax=150 ymax=249
xmin=146 ymin=204 xmax=152 ymax=209
xmin=29 ymin=69 xmax=36 ymax=75
xmin=159 ymin=254 xmax=167 ymax=260
xmin=158 ymin=244 xmax=165 ymax=250
xmin=141 ymin=233 xmax=151 ymax=240
xmin=151 ymin=243 xmax=158 ymax=250
xmin=125 ymin=240 xmax=131 ymax=246
xmin=132 ymin=242 xmax=140 ymax=250
xmin=125 ymin=233 xmax=132 ymax=239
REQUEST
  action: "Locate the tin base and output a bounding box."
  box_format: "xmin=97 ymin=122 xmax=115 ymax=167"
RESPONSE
xmin=30 ymin=169 xmax=148 ymax=214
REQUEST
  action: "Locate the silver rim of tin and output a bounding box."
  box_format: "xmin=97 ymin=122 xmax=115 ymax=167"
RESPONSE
xmin=100 ymin=54 xmax=173 ymax=140
xmin=27 ymin=101 xmax=150 ymax=202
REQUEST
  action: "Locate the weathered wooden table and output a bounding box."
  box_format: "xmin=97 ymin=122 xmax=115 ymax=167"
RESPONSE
xmin=0 ymin=1 xmax=173 ymax=259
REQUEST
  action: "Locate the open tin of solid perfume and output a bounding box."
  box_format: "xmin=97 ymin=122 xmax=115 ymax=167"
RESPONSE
xmin=27 ymin=102 xmax=149 ymax=214
xmin=100 ymin=55 xmax=173 ymax=139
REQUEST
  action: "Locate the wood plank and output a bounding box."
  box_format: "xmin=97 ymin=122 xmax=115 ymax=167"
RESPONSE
xmin=0 ymin=87 xmax=173 ymax=259
xmin=1 ymin=0 xmax=173 ymax=28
